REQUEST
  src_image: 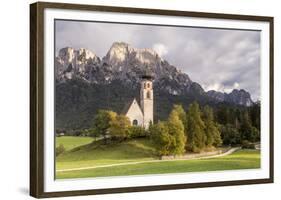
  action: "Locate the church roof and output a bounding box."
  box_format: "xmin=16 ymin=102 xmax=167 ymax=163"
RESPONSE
xmin=121 ymin=98 xmax=142 ymax=115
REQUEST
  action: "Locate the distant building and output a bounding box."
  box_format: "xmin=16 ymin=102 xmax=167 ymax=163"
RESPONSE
xmin=122 ymin=72 xmax=154 ymax=129
xmin=57 ymin=132 xmax=65 ymax=137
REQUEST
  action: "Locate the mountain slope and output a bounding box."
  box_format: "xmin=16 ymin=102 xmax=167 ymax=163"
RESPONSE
xmin=55 ymin=42 xmax=254 ymax=130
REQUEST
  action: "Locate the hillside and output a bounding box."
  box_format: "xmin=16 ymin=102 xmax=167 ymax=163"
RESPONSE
xmin=56 ymin=138 xmax=156 ymax=170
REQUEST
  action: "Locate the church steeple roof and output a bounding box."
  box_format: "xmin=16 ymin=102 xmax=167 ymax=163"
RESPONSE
xmin=141 ymin=65 xmax=154 ymax=80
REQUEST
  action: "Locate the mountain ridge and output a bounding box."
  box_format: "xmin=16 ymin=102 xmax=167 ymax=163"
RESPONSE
xmin=55 ymin=42 xmax=253 ymax=107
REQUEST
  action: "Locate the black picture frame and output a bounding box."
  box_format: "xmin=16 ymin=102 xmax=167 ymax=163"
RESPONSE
xmin=30 ymin=2 xmax=274 ymax=198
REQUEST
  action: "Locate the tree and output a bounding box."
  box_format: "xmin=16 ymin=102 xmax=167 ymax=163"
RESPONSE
xmin=240 ymin=110 xmax=254 ymax=142
xmin=186 ymin=102 xmax=206 ymax=152
xmin=109 ymin=114 xmax=131 ymax=140
xmin=172 ymin=104 xmax=187 ymax=127
xmin=172 ymin=104 xmax=188 ymax=140
xmin=249 ymin=102 xmax=261 ymax=130
xmin=251 ymin=126 xmax=260 ymax=142
xmin=88 ymin=128 xmax=99 ymax=141
xmin=220 ymin=124 xmax=241 ymax=145
xmin=150 ymin=106 xmax=186 ymax=157
xmin=56 ymin=144 xmax=66 ymax=157
xmin=216 ymin=106 xmax=230 ymax=125
xmin=167 ymin=109 xmax=186 ymax=155
xmin=91 ymin=110 xmax=117 ymax=143
xmin=150 ymin=122 xmax=174 ymax=157
xmin=202 ymin=106 xmax=222 ymax=147
xmin=234 ymin=117 xmax=240 ymax=130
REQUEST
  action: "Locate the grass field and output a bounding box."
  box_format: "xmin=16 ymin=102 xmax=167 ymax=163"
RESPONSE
xmin=55 ymin=136 xmax=260 ymax=179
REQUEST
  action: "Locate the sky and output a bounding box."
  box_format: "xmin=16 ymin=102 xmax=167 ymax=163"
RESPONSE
xmin=55 ymin=20 xmax=260 ymax=101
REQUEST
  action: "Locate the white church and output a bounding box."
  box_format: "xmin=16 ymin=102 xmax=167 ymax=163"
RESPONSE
xmin=122 ymin=73 xmax=154 ymax=129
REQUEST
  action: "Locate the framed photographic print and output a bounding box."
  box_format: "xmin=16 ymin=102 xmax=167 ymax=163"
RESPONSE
xmin=30 ymin=2 xmax=274 ymax=198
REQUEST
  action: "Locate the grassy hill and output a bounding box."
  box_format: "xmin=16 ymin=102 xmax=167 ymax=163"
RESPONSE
xmin=56 ymin=136 xmax=94 ymax=151
xmin=56 ymin=138 xmax=157 ymax=171
xmin=55 ymin=136 xmax=260 ymax=179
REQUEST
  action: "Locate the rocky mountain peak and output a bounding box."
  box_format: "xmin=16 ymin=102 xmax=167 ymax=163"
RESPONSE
xmin=103 ymin=42 xmax=160 ymax=67
xmin=55 ymin=47 xmax=100 ymax=81
xmin=227 ymin=89 xmax=253 ymax=106
xmin=58 ymin=47 xmax=75 ymax=63
xmin=206 ymin=89 xmax=253 ymax=106
xmin=57 ymin=47 xmax=98 ymax=64
xmin=77 ymin=48 xmax=98 ymax=60
xmin=105 ymin=42 xmax=131 ymax=64
xmin=55 ymin=42 xmax=253 ymax=107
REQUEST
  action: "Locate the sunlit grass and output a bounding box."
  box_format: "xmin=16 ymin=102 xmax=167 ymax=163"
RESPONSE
xmin=55 ymin=137 xmax=260 ymax=179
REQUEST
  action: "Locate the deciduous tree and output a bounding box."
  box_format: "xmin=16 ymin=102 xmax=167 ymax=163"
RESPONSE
xmin=150 ymin=122 xmax=174 ymax=157
xmin=172 ymin=104 xmax=188 ymax=140
xmin=109 ymin=114 xmax=131 ymax=140
xmin=167 ymin=109 xmax=186 ymax=155
xmin=92 ymin=110 xmax=117 ymax=143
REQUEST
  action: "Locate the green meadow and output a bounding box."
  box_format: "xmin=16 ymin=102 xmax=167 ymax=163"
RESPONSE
xmin=55 ymin=136 xmax=260 ymax=179
xmin=56 ymin=136 xmax=94 ymax=151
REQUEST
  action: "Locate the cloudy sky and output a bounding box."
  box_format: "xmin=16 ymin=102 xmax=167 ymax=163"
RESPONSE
xmin=55 ymin=20 xmax=260 ymax=101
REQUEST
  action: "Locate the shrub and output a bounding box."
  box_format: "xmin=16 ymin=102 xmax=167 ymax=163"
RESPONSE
xmin=241 ymin=140 xmax=256 ymax=149
xmin=129 ymin=126 xmax=147 ymax=138
xmin=56 ymin=144 xmax=66 ymax=157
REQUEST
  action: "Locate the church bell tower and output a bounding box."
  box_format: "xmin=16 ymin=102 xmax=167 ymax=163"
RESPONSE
xmin=140 ymin=71 xmax=154 ymax=129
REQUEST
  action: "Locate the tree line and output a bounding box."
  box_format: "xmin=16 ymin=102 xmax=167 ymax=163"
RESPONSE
xmin=150 ymin=103 xmax=222 ymax=156
xmin=214 ymin=102 xmax=260 ymax=146
xmin=89 ymin=110 xmax=148 ymax=143
xmin=56 ymin=101 xmax=260 ymax=157
xmin=87 ymin=102 xmax=223 ymax=156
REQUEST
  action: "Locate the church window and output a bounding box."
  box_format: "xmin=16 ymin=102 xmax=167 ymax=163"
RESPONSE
xmin=147 ymin=83 xmax=150 ymax=88
xmin=146 ymin=91 xmax=151 ymax=99
xmin=133 ymin=119 xmax=138 ymax=126
xmin=144 ymin=83 xmax=146 ymax=89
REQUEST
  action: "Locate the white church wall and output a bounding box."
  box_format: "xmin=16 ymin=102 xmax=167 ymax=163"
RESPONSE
xmin=125 ymin=99 xmax=144 ymax=127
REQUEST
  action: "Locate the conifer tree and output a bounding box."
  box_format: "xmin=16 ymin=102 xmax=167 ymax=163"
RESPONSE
xmin=202 ymin=106 xmax=222 ymax=147
xmin=186 ymin=102 xmax=206 ymax=152
xmin=249 ymin=102 xmax=261 ymax=130
xmin=240 ymin=111 xmax=252 ymax=140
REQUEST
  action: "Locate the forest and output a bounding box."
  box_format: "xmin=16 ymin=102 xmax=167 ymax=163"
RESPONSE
xmin=56 ymin=101 xmax=260 ymax=157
